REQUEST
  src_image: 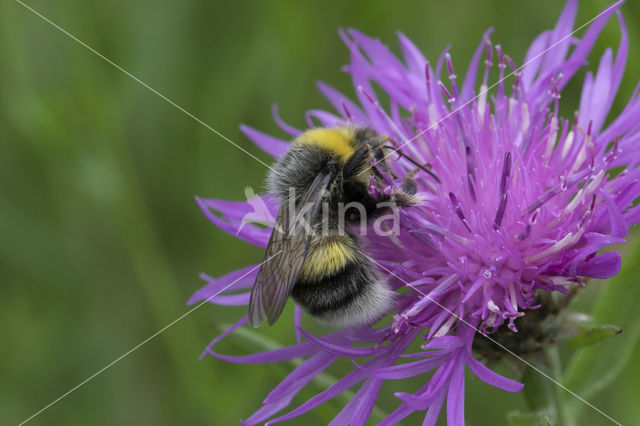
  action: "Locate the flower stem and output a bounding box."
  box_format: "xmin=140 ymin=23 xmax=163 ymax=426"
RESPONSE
xmin=546 ymin=345 xmax=568 ymax=426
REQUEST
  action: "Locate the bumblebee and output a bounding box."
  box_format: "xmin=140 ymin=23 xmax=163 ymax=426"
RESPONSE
xmin=248 ymin=127 xmax=427 ymax=328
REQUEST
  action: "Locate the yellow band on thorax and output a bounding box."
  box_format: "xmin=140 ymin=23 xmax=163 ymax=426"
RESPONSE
xmin=295 ymin=128 xmax=356 ymax=161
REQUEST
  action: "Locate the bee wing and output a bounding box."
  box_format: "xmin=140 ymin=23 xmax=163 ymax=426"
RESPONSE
xmin=248 ymin=171 xmax=334 ymax=327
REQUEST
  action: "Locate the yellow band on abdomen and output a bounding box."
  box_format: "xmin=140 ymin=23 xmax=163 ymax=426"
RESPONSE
xmin=299 ymin=235 xmax=357 ymax=280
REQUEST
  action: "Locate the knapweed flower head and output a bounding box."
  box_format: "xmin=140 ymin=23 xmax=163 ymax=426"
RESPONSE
xmin=191 ymin=1 xmax=638 ymax=424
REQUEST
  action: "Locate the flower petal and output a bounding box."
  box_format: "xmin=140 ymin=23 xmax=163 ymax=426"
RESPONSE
xmin=264 ymin=352 xmax=337 ymax=404
xmin=240 ymin=124 xmax=290 ymax=158
xmin=460 ymin=28 xmax=494 ymax=103
xmin=370 ymin=356 xmax=443 ymax=380
xmin=316 ymin=81 xmax=367 ymax=124
xmin=299 ymin=328 xmax=386 ymax=357
xmin=465 ymin=352 xmax=524 ymax=392
xmin=576 ymin=251 xmax=621 ymax=279
xmin=329 ymin=377 xmax=383 ymax=426
xmin=188 ymin=266 xmax=258 ymax=305
xmin=202 ymin=318 xmax=324 ymax=364
xmin=195 ymin=196 xmax=273 ymax=248
xmin=271 ymin=104 xmax=302 ymax=137
xmin=446 ymin=357 xmax=466 ymax=426
xmin=422 ymin=388 xmax=447 ymax=426
xmin=266 ymin=359 xmax=374 ymax=424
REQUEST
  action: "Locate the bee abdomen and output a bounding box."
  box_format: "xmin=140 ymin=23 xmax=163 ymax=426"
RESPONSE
xmin=291 ymin=252 xmax=394 ymax=328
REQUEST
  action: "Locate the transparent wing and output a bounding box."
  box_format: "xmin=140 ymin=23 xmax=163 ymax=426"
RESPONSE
xmin=248 ymin=171 xmax=334 ymax=327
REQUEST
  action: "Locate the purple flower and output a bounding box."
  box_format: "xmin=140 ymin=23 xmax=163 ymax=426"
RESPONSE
xmin=192 ymin=1 xmax=638 ymax=424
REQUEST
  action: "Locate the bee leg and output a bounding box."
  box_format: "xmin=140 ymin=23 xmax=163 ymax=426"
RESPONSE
xmin=387 ymin=167 xmax=423 ymax=207
xmin=372 ymin=145 xmax=397 ymax=179
xmin=380 ymin=137 xmax=440 ymax=184
xmin=402 ymin=175 xmax=417 ymax=195
xmin=390 ymin=188 xmax=419 ymax=207
xmin=366 ymin=135 xmax=399 ymax=179
xmin=372 ymin=181 xmax=419 ymax=210
xmin=400 ymin=164 xmax=429 ymax=196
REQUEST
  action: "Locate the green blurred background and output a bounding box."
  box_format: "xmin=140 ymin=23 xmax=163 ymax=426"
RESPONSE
xmin=1 ymin=0 xmax=639 ymax=424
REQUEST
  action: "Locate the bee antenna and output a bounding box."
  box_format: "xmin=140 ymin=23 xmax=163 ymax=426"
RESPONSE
xmin=382 ymin=145 xmax=441 ymax=184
